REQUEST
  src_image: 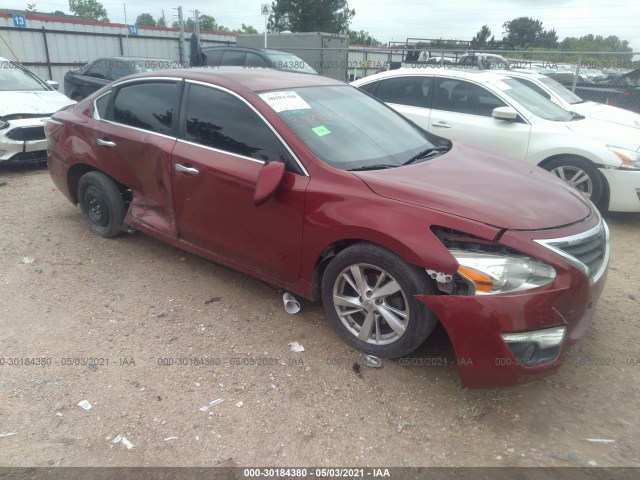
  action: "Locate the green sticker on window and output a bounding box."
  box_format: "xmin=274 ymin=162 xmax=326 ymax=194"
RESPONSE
xmin=312 ymin=125 xmax=331 ymax=137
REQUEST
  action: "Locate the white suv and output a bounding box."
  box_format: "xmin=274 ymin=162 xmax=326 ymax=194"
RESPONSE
xmin=352 ymin=68 xmax=640 ymax=212
xmin=0 ymin=57 xmax=75 ymax=165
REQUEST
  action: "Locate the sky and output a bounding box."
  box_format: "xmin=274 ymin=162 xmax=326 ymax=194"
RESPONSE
xmin=5 ymin=0 xmax=640 ymax=50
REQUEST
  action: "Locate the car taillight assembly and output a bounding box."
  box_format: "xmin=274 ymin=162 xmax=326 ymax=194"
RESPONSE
xmin=44 ymin=119 xmax=64 ymax=140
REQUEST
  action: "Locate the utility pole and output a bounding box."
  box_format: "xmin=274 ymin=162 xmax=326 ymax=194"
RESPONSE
xmin=194 ymin=9 xmax=200 ymax=37
xmin=177 ymin=6 xmax=185 ymax=65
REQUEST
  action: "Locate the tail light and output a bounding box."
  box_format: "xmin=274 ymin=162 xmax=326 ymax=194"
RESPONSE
xmin=44 ymin=118 xmax=64 ymax=140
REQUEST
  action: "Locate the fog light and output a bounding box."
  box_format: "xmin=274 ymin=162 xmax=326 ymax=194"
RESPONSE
xmin=501 ymin=326 xmax=565 ymax=367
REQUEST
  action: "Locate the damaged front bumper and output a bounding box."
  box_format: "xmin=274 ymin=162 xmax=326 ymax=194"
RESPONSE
xmin=0 ymin=117 xmax=49 ymax=164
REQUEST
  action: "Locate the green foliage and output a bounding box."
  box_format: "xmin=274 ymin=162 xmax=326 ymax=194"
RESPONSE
xmin=235 ymin=23 xmax=258 ymax=34
xmin=68 ymin=0 xmax=109 ymax=22
xmin=135 ymin=13 xmax=156 ymax=27
xmin=172 ymin=14 xmax=223 ymax=31
xmin=471 ymin=25 xmax=491 ymax=48
xmin=348 ymin=30 xmax=381 ymax=46
xmin=502 ymin=17 xmax=558 ymax=49
xmin=25 ymin=3 xmax=37 ymax=13
xmin=268 ymin=0 xmax=355 ymax=34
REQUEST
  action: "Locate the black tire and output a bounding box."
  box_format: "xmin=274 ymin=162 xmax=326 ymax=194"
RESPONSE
xmin=543 ymin=157 xmax=604 ymax=205
xmin=321 ymin=242 xmax=438 ymax=358
xmin=77 ymin=171 xmax=126 ymax=238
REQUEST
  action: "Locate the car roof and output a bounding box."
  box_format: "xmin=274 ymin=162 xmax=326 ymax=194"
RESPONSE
xmin=200 ymin=46 xmax=292 ymax=55
xmin=115 ymin=66 xmax=343 ymax=92
xmin=353 ymin=67 xmax=512 ymax=84
xmin=93 ymin=56 xmax=170 ymax=62
xmin=502 ymin=70 xmax=547 ymax=80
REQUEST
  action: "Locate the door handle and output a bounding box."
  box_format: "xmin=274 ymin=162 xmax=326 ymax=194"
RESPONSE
xmin=431 ymin=121 xmax=452 ymax=129
xmin=96 ymin=138 xmax=116 ymax=148
xmin=175 ymin=163 xmax=200 ymax=175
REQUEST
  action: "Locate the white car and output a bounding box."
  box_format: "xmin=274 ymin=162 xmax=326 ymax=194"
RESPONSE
xmin=352 ymin=68 xmax=640 ymax=212
xmin=505 ymin=70 xmax=640 ymax=129
xmin=0 ymin=56 xmax=75 ymax=165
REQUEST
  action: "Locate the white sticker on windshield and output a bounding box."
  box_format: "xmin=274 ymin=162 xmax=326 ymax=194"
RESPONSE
xmin=259 ymin=91 xmax=311 ymax=112
xmin=492 ymin=80 xmax=512 ymax=91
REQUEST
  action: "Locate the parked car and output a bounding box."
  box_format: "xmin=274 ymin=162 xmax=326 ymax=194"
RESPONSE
xmin=46 ymin=67 xmax=609 ymax=388
xmin=352 ymin=68 xmax=640 ymax=212
xmin=457 ymin=53 xmax=510 ymax=70
xmin=200 ymin=46 xmax=318 ymax=74
xmin=505 ymin=70 xmax=640 ymax=128
xmin=0 ymin=56 xmax=75 ymax=165
xmin=64 ymin=56 xmax=176 ymax=100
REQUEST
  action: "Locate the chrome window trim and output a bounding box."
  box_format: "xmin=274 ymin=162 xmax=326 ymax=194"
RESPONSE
xmin=176 ymin=138 xmax=264 ymax=165
xmin=92 ymin=91 xmax=111 ymax=120
xmin=184 ymin=79 xmax=309 ymax=176
xmin=99 ymin=118 xmax=178 ymax=141
xmin=534 ymin=216 xmax=610 ymax=285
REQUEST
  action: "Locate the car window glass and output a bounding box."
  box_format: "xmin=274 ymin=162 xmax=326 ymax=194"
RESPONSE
xmin=112 ymin=82 xmax=177 ymax=135
xmin=110 ymin=61 xmax=135 ymax=80
xmin=512 ymin=77 xmax=551 ymax=99
xmin=375 ymin=76 xmax=430 ymax=107
xmin=87 ymin=60 xmax=110 ymax=79
xmin=95 ymin=92 xmax=110 ymax=118
xmin=358 ymin=81 xmax=378 ymax=95
xmin=246 ymin=53 xmax=269 ymax=68
xmin=183 ymin=84 xmax=287 ymax=163
xmin=434 ymin=78 xmax=505 ymax=116
xmin=220 ymin=51 xmax=246 ymax=66
xmin=203 ymin=50 xmax=223 ymax=66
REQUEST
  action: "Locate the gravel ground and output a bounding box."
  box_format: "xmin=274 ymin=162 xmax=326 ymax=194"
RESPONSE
xmin=0 ymin=166 xmax=639 ymax=469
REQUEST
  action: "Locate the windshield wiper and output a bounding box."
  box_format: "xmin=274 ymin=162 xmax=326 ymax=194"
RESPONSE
xmin=348 ymin=164 xmax=397 ymax=171
xmin=403 ymin=146 xmax=449 ymax=165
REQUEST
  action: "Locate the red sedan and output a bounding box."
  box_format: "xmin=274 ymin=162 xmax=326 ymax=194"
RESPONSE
xmin=46 ymin=68 xmax=609 ymax=388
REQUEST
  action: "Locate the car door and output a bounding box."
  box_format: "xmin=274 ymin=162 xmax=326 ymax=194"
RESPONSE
xmin=79 ymin=59 xmax=112 ymax=98
xmin=171 ymin=81 xmax=309 ymax=283
xmin=424 ymin=77 xmax=532 ymax=160
xmin=93 ymin=80 xmax=180 ymax=241
xmin=371 ymin=75 xmax=432 ymax=121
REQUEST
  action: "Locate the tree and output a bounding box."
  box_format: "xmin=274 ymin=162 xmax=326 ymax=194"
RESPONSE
xmin=135 ymin=13 xmax=156 ymax=26
xmin=25 ymin=3 xmax=37 ymax=13
xmin=68 ymin=0 xmax=109 ymax=22
xmin=268 ymin=0 xmax=355 ymax=34
xmin=560 ymin=34 xmax=631 ymax=53
xmin=348 ymin=30 xmax=381 ymax=46
xmin=502 ymin=17 xmax=558 ymax=49
xmin=172 ymin=14 xmax=222 ymax=31
xmin=234 ymin=23 xmax=258 ymax=34
xmin=157 ymin=12 xmax=166 ymax=27
xmin=471 ymin=25 xmax=491 ymax=48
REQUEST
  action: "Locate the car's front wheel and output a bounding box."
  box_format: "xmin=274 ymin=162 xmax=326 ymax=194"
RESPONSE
xmin=77 ymin=171 xmax=126 ymax=238
xmin=321 ymin=242 xmax=438 ymax=358
xmin=544 ymin=157 xmax=604 ymax=205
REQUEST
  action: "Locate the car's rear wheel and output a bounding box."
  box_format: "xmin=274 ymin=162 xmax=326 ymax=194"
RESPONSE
xmin=321 ymin=242 xmax=438 ymax=358
xmin=544 ymin=157 xmax=604 ymax=205
xmin=77 ymin=171 xmax=126 ymax=238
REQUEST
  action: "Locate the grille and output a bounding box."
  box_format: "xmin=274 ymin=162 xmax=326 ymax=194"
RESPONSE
xmin=536 ymin=219 xmax=609 ymax=284
xmin=6 ymin=150 xmax=48 ymax=165
xmin=6 ymin=126 xmax=46 ymax=141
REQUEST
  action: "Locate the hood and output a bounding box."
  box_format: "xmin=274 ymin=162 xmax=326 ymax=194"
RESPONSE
xmin=563 ymin=116 xmax=640 ymax=149
xmin=353 ymin=143 xmax=592 ymax=231
xmin=0 ymin=91 xmax=75 ymax=117
xmin=571 ymin=101 xmax=640 ymax=129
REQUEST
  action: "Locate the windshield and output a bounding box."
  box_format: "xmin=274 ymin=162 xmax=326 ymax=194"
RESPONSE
xmin=0 ymin=62 xmax=47 ymax=91
xmin=494 ymin=78 xmax=573 ymax=121
xmin=260 ymin=85 xmax=446 ymax=170
xmin=539 ymin=76 xmax=584 ymax=104
xmin=265 ymin=53 xmax=318 ymax=74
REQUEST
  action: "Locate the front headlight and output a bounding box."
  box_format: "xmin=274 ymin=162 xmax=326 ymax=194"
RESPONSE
xmin=607 ymin=145 xmax=640 ymax=169
xmin=449 ymin=249 xmax=556 ymax=295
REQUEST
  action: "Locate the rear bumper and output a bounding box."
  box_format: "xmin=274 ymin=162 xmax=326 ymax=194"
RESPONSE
xmin=417 ymin=264 xmax=607 ymax=389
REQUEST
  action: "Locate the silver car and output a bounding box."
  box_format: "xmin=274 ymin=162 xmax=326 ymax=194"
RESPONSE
xmin=0 ymin=57 xmax=75 ymax=165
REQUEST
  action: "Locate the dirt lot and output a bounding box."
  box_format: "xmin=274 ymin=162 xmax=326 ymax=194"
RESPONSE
xmin=0 ymin=165 xmax=639 ymax=469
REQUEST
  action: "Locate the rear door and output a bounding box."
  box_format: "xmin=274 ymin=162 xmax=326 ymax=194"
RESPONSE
xmin=171 ymin=81 xmax=309 ymax=282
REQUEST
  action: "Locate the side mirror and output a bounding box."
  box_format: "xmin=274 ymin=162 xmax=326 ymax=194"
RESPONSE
xmin=46 ymin=80 xmax=60 ymax=90
xmin=492 ymin=106 xmax=518 ymax=121
xmin=253 ymin=161 xmax=285 ymax=206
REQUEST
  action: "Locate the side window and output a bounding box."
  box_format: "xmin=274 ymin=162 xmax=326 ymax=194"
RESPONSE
xmin=183 ymin=84 xmax=288 ymax=163
xmin=375 ymin=77 xmax=430 ymax=108
xmin=86 ymin=59 xmax=110 ymax=79
xmin=203 ymin=50 xmax=223 ymax=67
xmin=220 ymin=51 xmax=246 ymax=66
xmin=512 ymin=77 xmax=551 ymax=99
xmin=246 ymin=53 xmax=269 ymax=68
xmin=112 ymin=82 xmax=178 ymax=135
xmin=434 ymin=78 xmax=505 ymax=116
xmin=94 ymin=92 xmax=110 ymax=119
xmin=110 ymin=61 xmax=135 ymax=80
xmin=358 ymin=81 xmax=379 ymax=96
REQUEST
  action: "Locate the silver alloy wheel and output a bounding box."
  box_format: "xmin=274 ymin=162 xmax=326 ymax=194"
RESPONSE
xmin=550 ymin=165 xmax=593 ymax=198
xmin=332 ymin=263 xmax=409 ymax=345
